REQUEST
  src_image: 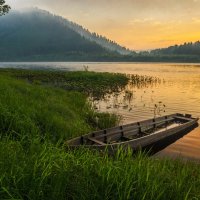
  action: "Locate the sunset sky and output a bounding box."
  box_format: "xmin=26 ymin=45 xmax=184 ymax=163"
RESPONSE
xmin=6 ymin=0 xmax=200 ymax=50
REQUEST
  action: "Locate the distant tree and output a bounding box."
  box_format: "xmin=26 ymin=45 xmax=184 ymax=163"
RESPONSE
xmin=0 ymin=0 xmax=10 ymax=16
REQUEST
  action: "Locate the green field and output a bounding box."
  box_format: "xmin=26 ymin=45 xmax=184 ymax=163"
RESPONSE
xmin=0 ymin=69 xmax=200 ymax=200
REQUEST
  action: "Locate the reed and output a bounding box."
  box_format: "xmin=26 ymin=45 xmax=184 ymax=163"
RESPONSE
xmin=127 ymin=74 xmax=162 ymax=89
xmin=0 ymin=69 xmax=129 ymax=99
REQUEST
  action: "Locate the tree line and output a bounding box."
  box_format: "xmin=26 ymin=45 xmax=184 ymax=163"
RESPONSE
xmin=0 ymin=0 xmax=10 ymax=16
xmin=151 ymin=41 xmax=200 ymax=56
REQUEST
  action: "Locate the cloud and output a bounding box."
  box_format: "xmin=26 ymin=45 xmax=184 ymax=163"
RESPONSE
xmin=128 ymin=18 xmax=154 ymax=25
xmin=192 ymin=17 xmax=200 ymax=23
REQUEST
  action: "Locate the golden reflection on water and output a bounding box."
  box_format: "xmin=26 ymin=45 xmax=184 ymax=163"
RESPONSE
xmin=155 ymin=128 xmax=200 ymax=161
xmin=88 ymin=63 xmax=200 ymax=160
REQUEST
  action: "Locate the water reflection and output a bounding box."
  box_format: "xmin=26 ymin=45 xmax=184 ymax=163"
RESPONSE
xmin=90 ymin=75 xmax=167 ymax=122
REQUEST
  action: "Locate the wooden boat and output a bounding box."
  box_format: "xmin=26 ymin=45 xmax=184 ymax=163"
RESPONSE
xmin=66 ymin=113 xmax=199 ymax=153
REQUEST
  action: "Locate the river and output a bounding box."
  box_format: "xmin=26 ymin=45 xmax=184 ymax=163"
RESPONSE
xmin=1 ymin=62 xmax=200 ymax=160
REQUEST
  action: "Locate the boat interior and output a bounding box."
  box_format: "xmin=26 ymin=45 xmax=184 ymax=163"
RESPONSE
xmin=68 ymin=113 xmax=195 ymax=146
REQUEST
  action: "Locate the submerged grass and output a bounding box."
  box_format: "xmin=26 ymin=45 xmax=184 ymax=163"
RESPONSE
xmin=0 ymin=69 xmax=200 ymax=199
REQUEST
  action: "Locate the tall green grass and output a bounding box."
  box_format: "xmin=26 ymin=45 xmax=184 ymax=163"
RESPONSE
xmin=0 ymin=75 xmax=89 ymax=142
xmin=1 ymin=142 xmax=200 ymax=200
xmin=0 ymin=74 xmax=120 ymax=144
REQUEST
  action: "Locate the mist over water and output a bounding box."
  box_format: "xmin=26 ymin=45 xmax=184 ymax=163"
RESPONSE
xmin=1 ymin=62 xmax=200 ymax=160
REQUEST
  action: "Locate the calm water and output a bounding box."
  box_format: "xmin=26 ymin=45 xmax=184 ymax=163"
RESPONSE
xmin=1 ymin=62 xmax=200 ymax=160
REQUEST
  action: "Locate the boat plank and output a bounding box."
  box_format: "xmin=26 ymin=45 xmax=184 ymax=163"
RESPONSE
xmin=174 ymin=116 xmax=193 ymax=121
xmin=92 ymin=118 xmax=174 ymax=140
xmin=121 ymin=136 xmax=132 ymax=140
xmin=87 ymin=137 xmax=106 ymax=145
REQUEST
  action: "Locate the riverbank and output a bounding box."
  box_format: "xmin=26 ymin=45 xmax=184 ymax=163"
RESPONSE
xmin=0 ymin=69 xmax=200 ymax=199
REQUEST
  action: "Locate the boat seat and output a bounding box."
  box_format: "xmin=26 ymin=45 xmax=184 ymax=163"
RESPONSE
xmin=140 ymin=131 xmax=150 ymax=135
xmin=185 ymin=114 xmax=192 ymax=118
xmin=87 ymin=137 xmax=106 ymax=145
xmin=174 ymin=116 xmax=192 ymax=121
xmin=121 ymin=136 xmax=132 ymax=140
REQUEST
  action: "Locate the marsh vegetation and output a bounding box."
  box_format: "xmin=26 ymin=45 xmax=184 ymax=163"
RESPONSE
xmin=0 ymin=69 xmax=200 ymax=200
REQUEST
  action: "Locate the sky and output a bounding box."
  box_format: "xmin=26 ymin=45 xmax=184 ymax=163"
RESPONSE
xmin=6 ymin=0 xmax=200 ymax=50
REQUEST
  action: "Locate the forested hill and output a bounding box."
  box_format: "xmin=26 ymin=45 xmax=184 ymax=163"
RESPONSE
xmin=65 ymin=19 xmax=131 ymax=55
xmin=0 ymin=8 xmax=132 ymax=61
xmin=151 ymin=41 xmax=200 ymax=56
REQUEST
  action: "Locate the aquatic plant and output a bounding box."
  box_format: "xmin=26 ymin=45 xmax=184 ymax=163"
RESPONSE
xmin=0 ymin=69 xmax=129 ymax=99
xmin=153 ymin=102 xmax=167 ymax=117
xmin=127 ymin=74 xmax=162 ymax=89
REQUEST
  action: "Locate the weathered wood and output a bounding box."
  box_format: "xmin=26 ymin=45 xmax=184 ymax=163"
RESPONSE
xmin=66 ymin=113 xmax=199 ymax=153
xmin=103 ymin=129 xmax=107 ymax=143
xmin=93 ymin=128 xmax=139 ymax=140
xmin=91 ymin=118 xmax=174 ymax=140
xmin=174 ymin=116 xmax=193 ymax=121
xmin=121 ymin=136 xmax=132 ymax=140
xmin=87 ymin=137 xmax=106 ymax=145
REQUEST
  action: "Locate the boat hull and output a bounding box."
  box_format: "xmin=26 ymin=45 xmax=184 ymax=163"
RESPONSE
xmin=66 ymin=114 xmax=199 ymax=154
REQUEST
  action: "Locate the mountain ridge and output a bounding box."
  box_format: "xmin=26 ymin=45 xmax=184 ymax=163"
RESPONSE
xmin=150 ymin=41 xmax=200 ymax=56
xmin=27 ymin=8 xmax=132 ymax=55
xmin=0 ymin=8 xmax=133 ymax=61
